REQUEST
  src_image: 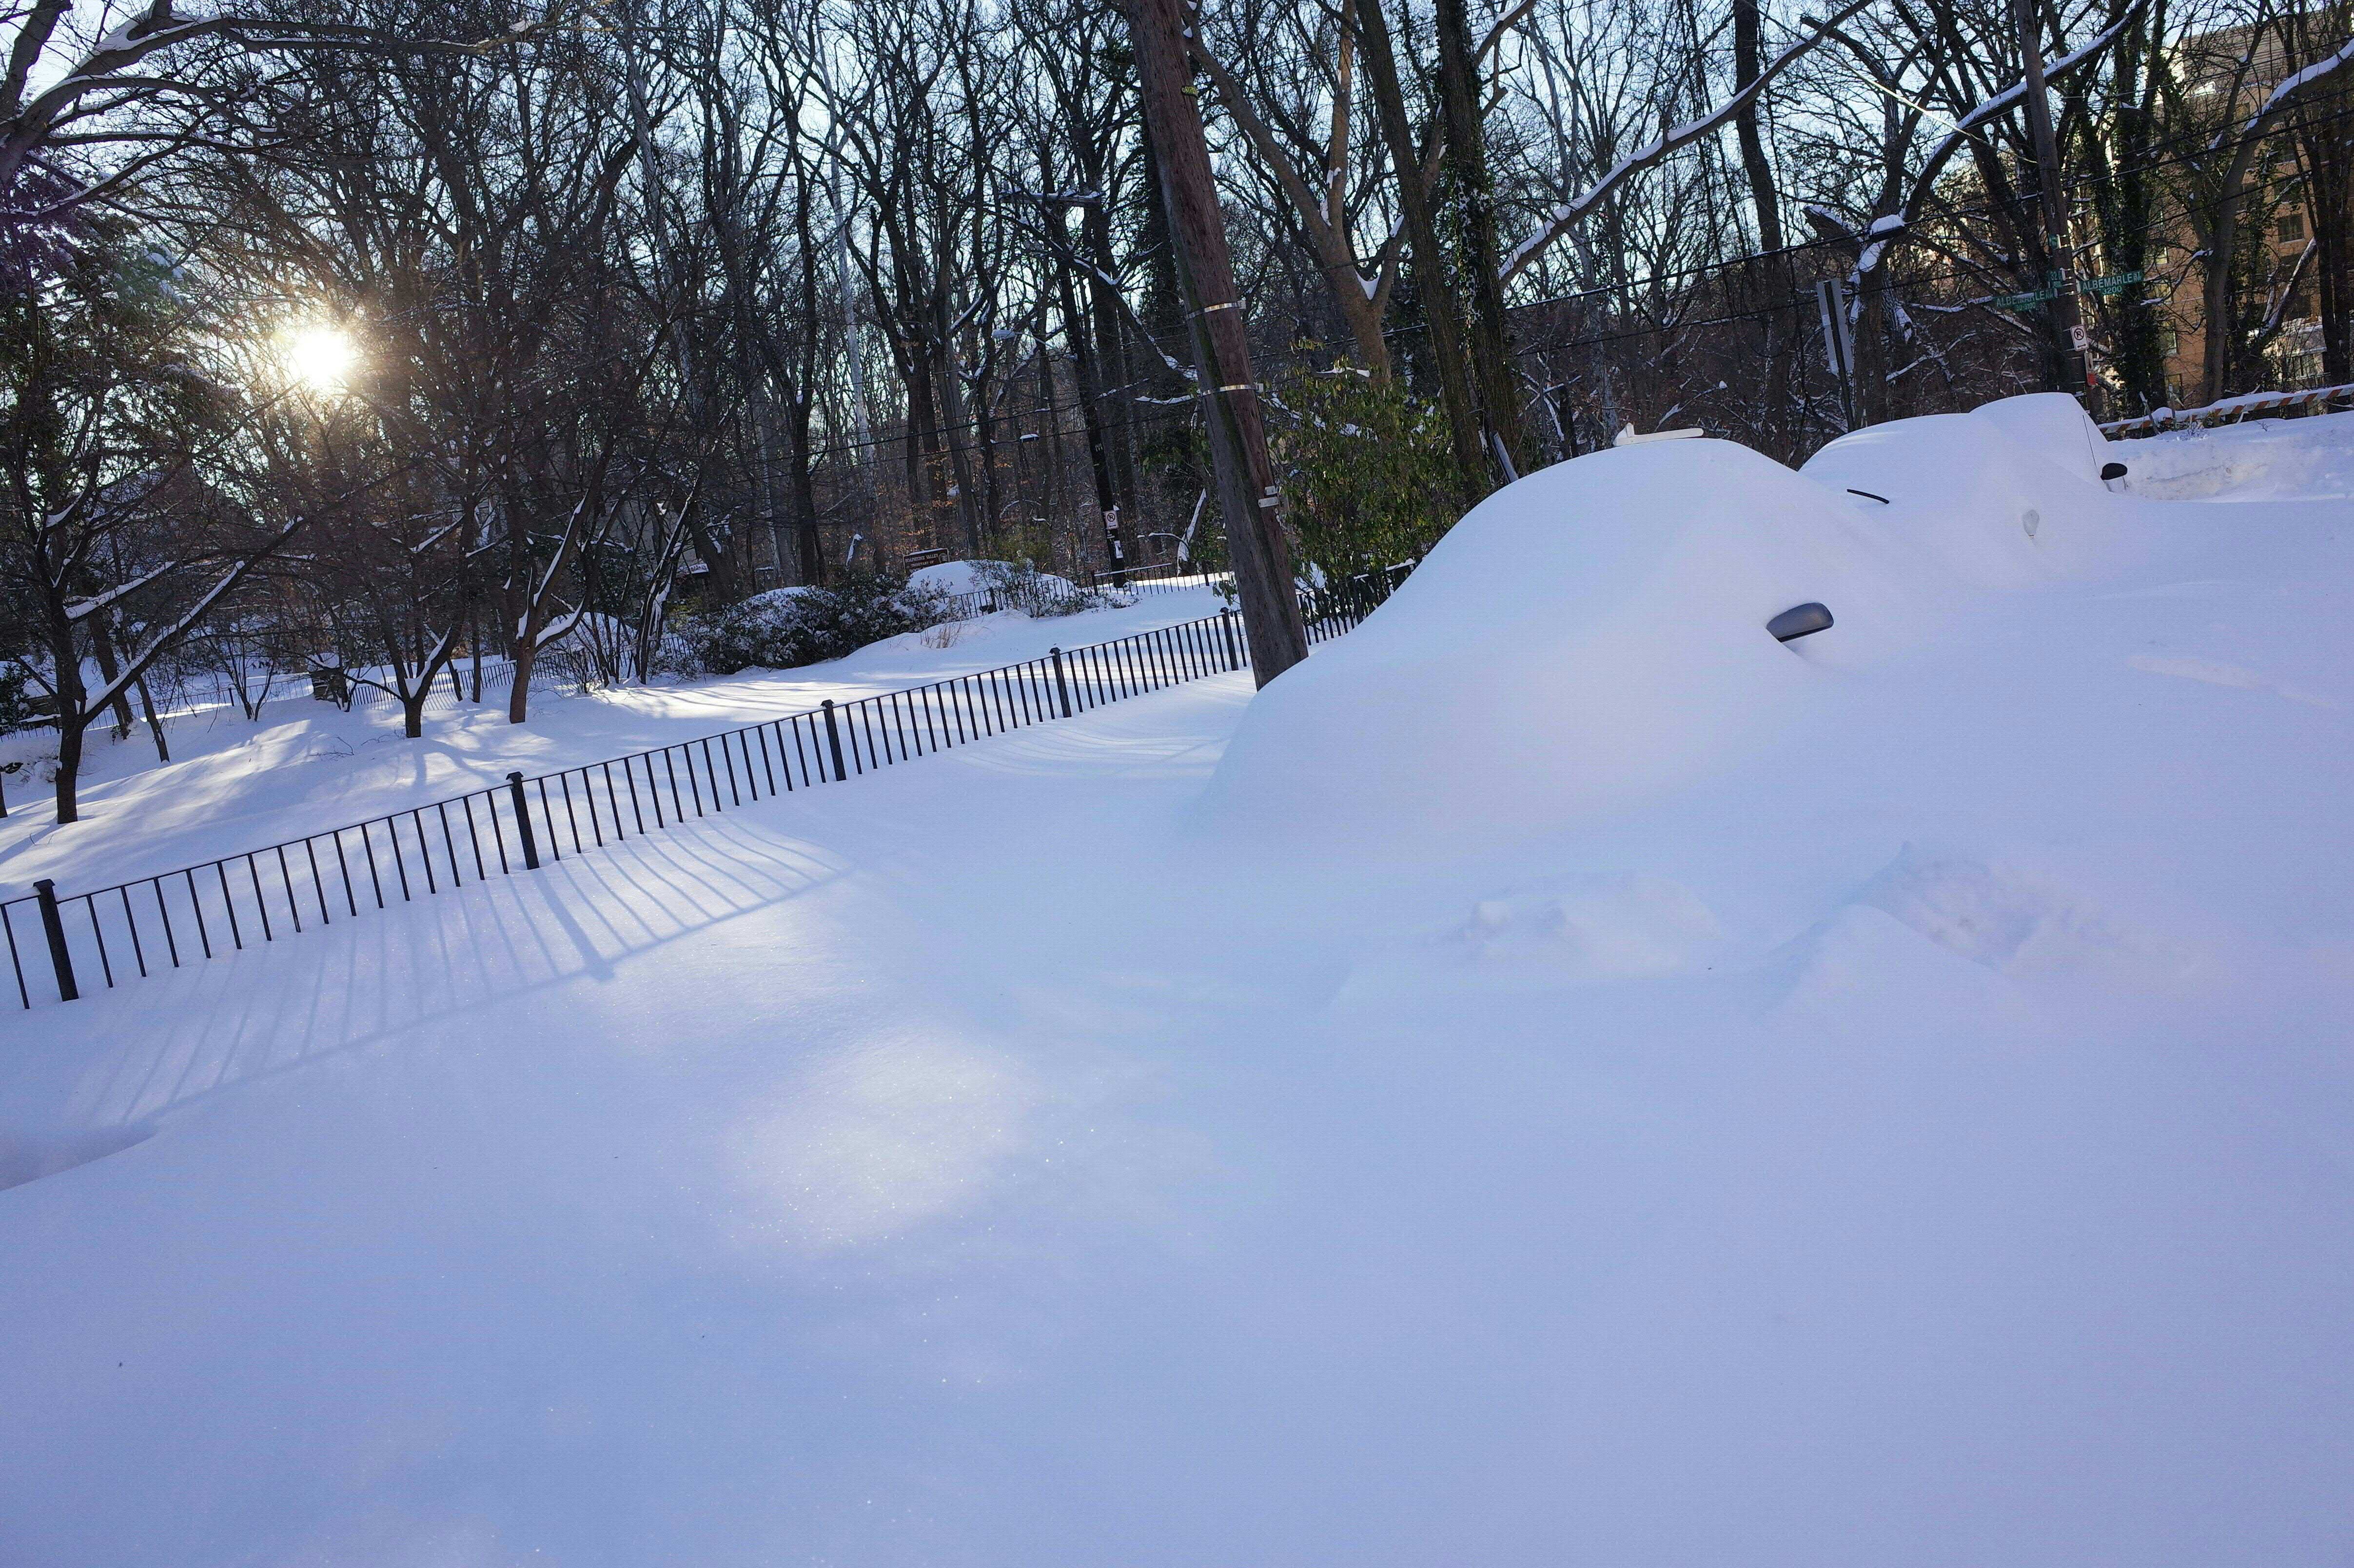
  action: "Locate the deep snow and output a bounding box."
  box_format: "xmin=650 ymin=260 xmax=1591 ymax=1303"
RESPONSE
xmin=1 ymin=403 xmax=2350 ymax=1566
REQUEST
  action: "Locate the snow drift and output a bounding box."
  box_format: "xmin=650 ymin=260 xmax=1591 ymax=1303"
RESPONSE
xmin=1200 ymin=394 xmax=2127 ymax=851
xmin=1800 ymin=392 xmax=2135 ymax=583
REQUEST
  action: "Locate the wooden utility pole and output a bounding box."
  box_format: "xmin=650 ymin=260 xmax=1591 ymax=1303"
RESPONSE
xmin=1125 ymin=0 xmax=1309 ymax=685
xmin=1037 ymin=188 xmax=1132 ymax=587
xmin=2015 ymin=0 xmax=2093 ymax=394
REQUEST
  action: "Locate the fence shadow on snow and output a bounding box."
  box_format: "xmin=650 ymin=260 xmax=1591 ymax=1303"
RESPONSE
xmin=60 ymin=818 xmax=852 ymax=1128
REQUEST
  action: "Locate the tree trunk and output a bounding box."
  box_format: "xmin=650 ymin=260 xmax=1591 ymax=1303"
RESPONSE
xmin=1134 ymin=129 xmax=1188 ymax=379
xmin=2198 ymin=189 xmax=2252 ymax=404
xmin=2096 ymin=0 xmax=2168 ymax=412
xmin=1078 ymin=176 xmax=1146 ymax=515
xmin=1354 ymin=0 xmax=1485 ymax=500
xmin=2293 ymin=61 xmax=2352 ymax=382
xmin=52 ymin=716 xmax=85 ymax=824
xmin=1432 ymin=0 xmax=1524 ymax=475
xmin=791 ymin=387 xmax=825 ymax=587
xmin=41 ymin=600 xmax=87 ymax=823
xmin=1732 ymin=0 xmax=1785 ymax=252
xmin=894 ymin=318 xmax=945 ymax=544
xmin=88 ymin=621 xmax=135 ymax=739
xmin=504 ymin=484 xmax=539 ymax=725
xmin=133 ymin=674 xmax=168 ymax=763
xmin=928 ymin=302 xmax=987 ymax=557
xmin=1050 ymin=202 xmax=1130 ymax=580
xmin=751 ymin=384 xmax=789 ymax=584
xmin=2014 ymin=0 xmax=2091 ymax=396
xmin=507 ymin=639 xmax=536 ymax=725
xmin=1855 ymin=264 xmax=1893 ymax=423
xmin=791 ymin=177 xmax=831 ymax=587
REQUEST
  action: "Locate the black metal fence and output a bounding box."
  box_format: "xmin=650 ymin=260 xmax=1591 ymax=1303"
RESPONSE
xmin=3 ymin=577 xmax=1403 ymax=1011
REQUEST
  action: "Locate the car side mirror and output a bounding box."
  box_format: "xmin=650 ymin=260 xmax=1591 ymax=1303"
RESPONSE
xmin=1768 ymin=602 xmax=1834 ymax=643
xmin=2100 ymin=461 xmax=2128 ymax=481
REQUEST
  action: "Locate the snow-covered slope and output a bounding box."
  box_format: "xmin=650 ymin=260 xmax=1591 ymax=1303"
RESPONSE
xmin=2120 ymin=404 xmax=2354 ymax=499
xmin=0 ymin=586 xmax=1226 ymax=897
xmin=1 ymin=405 xmax=2348 ymax=1567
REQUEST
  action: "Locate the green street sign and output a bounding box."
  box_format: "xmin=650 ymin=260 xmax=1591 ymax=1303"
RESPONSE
xmin=1993 ymin=288 xmax=2058 ymax=309
xmin=2082 ymin=270 xmax=2147 ymax=295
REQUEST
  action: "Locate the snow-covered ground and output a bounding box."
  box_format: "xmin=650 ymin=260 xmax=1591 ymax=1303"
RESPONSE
xmin=2 ymin=405 xmax=2349 ymax=1565
xmin=2122 ymin=408 xmax=2354 ymax=499
xmin=0 ymin=585 xmax=1227 ymax=897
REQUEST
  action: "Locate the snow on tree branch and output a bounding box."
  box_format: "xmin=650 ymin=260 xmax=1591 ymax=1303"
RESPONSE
xmin=2216 ymin=35 xmax=2354 ymax=154
xmin=62 ymin=558 xmax=180 ymax=622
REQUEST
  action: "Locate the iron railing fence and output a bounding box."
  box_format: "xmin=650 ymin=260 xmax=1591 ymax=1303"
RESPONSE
xmin=2 ymin=570 xmax=1407 ymax=1012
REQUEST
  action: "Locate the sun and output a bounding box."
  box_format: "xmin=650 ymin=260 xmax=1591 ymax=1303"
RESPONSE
xmin=283 ymin=324 xmax=358 ymax=392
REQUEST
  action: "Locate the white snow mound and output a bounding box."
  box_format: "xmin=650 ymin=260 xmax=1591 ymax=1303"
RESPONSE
xmin=1201 ymin=394 xmax=2130 ymax=851
xmin=907 ymin=560 xmax=995 ymax=596
xmin=1800 ymin=391 xmax=2131 ymax=583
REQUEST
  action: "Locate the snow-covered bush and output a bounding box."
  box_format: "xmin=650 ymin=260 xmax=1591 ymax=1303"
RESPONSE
xmin=909 ymin=558 xmax=1136 ymax=618
xmin=0 ymin=723 xmax=59 ymax=786
xmin=969 ymin=560 xmax=1134 ymax=617
xmin=674 ymin=573 xmax=960 ymax=675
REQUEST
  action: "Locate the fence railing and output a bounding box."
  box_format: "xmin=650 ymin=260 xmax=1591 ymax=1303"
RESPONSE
xmin=2101 ymin=382 xmax=2354 ymax=437
xmin=2 ymin=571 xmax=1404 ymax=1011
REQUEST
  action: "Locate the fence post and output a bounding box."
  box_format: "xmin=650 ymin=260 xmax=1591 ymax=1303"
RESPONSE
xmin=507 ymin=771 xmax=540 ymax=870
xmin=1218 ymin=606 xmax=1240 ymax=671
xmin=1050 ymin=647 xmax=1073 ymax=718
xmin=822 ymin=700 xmax=848 ymax=780
xmin=0 ymin=761 xmax=8 ymax=818
xmin=33 ymin=879 xmax=76 ymax=1001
